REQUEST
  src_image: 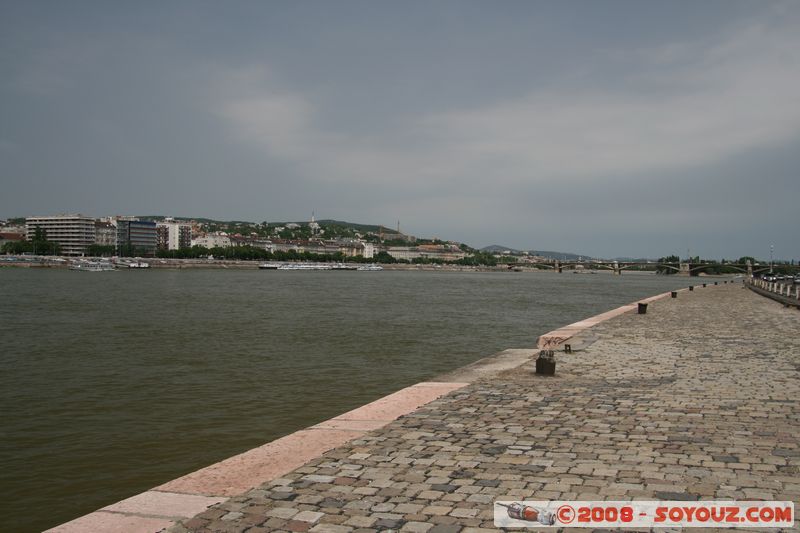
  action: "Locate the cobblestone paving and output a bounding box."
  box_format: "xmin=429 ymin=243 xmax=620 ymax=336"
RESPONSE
xmin=171 ymin=285 xmax=799 ymax=532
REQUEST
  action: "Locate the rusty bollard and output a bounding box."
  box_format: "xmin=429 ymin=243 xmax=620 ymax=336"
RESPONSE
xmin=689 ymin=286 xmax=694 ymax=291
xmin=671 ymin=291 xmax=678 ymax=298
xmin=702 ymin=283 xmax=707 ymax=288
xmin=638 ymin=302 xmax=648 ymax=314
xmin=536 ymin=350 xmax=556 ymax=375
xmin=714 ymin=281 xmax=718 ymax=286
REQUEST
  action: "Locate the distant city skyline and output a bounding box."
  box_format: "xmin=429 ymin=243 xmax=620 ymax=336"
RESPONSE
xmin=3 ymin=212 xmax=794 ymax=262
xmin=2 ymin=1 xmax=799 ymax=260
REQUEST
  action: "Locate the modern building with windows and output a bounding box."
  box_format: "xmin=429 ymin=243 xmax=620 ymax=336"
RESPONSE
xmin=117 ymin=220 xmax=157 ymax=256
xmin=156 ymin=220 xmax=192 ymax=250
xmin=26 ymin=215 xmax=95 ymax=256
xmin=94 ymin=221 xmax=117 ymax=247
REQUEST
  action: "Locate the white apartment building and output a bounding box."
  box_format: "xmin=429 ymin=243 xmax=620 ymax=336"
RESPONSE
xmin=26 ymin=215 xmax=95 ymax=256
xmin=156 ymin=220 xmax=192 ymax=250
xmin=192 ymin=232 xmax=231 ymax=248
xmin=95 ymin=221 xmax=117 ymax=247
xmin=362 ymin=242 xmax=375 ymax=259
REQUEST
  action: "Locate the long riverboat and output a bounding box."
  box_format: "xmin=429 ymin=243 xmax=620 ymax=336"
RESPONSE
xmin=69 ymin=261 xmax=116 ymax=272
xmin=357 ymin=264 xmax=383 ymax=271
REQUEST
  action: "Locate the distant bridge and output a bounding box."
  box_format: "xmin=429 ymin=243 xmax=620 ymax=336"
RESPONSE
xmin=523 ymin=260 xmax=798 ymax=277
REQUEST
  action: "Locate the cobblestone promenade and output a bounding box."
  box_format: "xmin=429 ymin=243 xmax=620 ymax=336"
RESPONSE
xmin=173 ymin=284 xmax=799 ymax=532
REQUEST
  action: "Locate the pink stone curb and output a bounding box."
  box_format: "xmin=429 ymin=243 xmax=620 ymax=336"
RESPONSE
xmin=537 ymin=288 xmax=696 ymax=349
xmin=47 ymin=381 xmax=467 ymax=532
xmin=44 ymin=512 xmax=174 ymax=533
xmin=101 ymin=491 xmax=225 ymax=517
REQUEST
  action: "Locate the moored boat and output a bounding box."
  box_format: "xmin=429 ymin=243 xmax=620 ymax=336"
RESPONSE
xmin=357 ymin=264 xmax=383 ymax=271
xmin=69 ymin=261 xmax=116 ymax=272
xmin=277 ymin=263 xmax=332 ymax=271
xmin=331 ymin=263 xmax=358 ymax=271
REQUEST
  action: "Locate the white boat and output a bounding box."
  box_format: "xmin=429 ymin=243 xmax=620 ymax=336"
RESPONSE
xmin=357 ymin=264 xmax=384 ymax=271
xmin=259 ymin=262 xmax=280 ymax=270
xmin=70 ymin=261 xmax=116 ymax=272
xmin=120 ymin=261 xmax=150 ymax=269
xmin=277 ymin=263 xmax=332 ymax=271
xmin=331 ymin=263 xmax=358 ymax=271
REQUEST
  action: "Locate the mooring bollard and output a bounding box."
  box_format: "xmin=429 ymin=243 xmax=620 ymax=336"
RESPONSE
xmin=638 ymin=302 xmax=648 ymax=314
xmin=671 ymin=291 xmax=677 ymax=298
xmin=714 ymin=281 xmax=718 ymax=285
xmin=564 ymin=344 xmax=572 ymax=354
xmin=689 ymin=286 xmax=694 ymax=291
xmin=536 ymin=350 xmax=556 ymax=375
xmin=702 ymin=283 xmax=707 ymax=288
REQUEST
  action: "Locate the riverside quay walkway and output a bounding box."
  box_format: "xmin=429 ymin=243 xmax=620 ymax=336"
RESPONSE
xmin=53 ymin=283 xmax=799 ymax=532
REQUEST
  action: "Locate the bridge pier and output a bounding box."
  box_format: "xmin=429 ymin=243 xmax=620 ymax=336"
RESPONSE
xmin=679 ymin=263 xmax=691 ymax=277
xmin=613 ymin=261 xmax=621 ymax=275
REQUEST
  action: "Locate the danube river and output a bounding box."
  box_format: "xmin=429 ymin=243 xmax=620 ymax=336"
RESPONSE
xmin=1 ymin=268 xmax=700 ymax=532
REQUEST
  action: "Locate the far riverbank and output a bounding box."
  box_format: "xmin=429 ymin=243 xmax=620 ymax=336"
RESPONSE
xmin=1 ymin=255 xmax=732 ymax=275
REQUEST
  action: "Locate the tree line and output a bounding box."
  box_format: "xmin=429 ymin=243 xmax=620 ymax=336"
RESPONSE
xmin=152 ymin=246 xmax=502 ymax=266
xmin=1 ymin=228 xmax=61 ymax=255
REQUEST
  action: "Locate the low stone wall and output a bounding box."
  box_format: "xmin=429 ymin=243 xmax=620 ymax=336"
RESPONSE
xmin=746 ymin=278 xmax=800 ymax=309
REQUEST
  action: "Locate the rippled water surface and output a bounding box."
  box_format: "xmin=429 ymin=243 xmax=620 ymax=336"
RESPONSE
xmin=0 ymin=268 xmax=699 ymax=532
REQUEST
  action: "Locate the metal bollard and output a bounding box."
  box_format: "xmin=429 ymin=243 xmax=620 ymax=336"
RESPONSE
xmin=535 ymin=350 xmax=556 ymax=375
xmin=689 ymin=286 xmax=694 ymax=291
xmin=564 ymin=344 xmax=572 ymax=354
xmin=638 ymin=302 xmax=648 ymax=314
xmin=702 ymin=283 xmax=707 ymax=288
xmin=671 ymin=291 xmax=677 ymax=298
xmin=714 ymin=281 xmax=718 ymax=286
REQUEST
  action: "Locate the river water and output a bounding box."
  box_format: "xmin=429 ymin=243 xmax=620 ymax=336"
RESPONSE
xmin=0 ymin=268 xmax=699 ymax=532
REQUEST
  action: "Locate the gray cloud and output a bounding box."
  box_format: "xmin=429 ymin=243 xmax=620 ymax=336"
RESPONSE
xmin=1 ymin=1 xmax=798 ymax=259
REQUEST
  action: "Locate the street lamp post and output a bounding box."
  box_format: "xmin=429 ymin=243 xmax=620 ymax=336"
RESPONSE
xmin=770 ymin=244 xmax=774 ymax=274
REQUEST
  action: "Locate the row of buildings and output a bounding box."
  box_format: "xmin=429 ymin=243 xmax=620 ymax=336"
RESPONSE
xmin=10 ymin=215 xmax=192 ymax=256
xmin=3 ymin=214 xmax=468 ymax=262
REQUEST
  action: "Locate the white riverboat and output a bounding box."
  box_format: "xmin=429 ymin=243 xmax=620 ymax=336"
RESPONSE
xmin=69 ymin=261 xmax=116 ymax=272
xmin=357 ymin=264 xmax=384 ymax=271
xmin=277 ymin=263 xmax=332 ymax=271
xmin=119 ymin=261 xmax=150 ymax=269
xmin=331 ymin=263 xmax=358 ymax=271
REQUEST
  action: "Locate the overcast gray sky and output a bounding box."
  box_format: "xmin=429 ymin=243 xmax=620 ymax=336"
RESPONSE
xmin=1 ymin=1 xmax=798 ymax=259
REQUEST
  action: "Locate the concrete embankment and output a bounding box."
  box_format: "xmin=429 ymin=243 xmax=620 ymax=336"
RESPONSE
xmin=48 ymin=281 xmax=799 ymax=532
